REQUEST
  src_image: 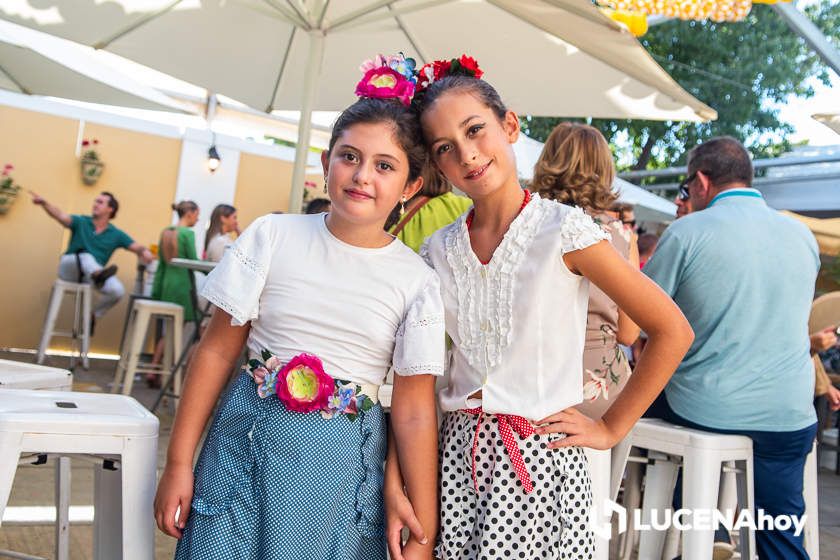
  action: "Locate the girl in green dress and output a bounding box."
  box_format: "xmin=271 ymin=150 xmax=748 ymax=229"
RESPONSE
xmin=149 ymin=200 xmax=200 ymax=386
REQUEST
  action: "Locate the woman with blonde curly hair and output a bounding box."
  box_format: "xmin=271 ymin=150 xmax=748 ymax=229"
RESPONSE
xmin=532 ymin=122 xmax=640 ymax=420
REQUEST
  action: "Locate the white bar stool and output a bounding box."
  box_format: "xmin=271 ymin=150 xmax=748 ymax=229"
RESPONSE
xmin=0 ymin=389 xmax=158 ymax=560
xmin=630 ymin=419 xmax=756 ymax=560
xmin=113 ymin=299 xmax=183 ymax=396
xmin=0 ymin=360 xmax=73 ymax=560
xmin=37 ymin=280 xmax=92 ymax=370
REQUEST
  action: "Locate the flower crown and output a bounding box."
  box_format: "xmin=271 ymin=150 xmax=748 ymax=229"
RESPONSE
xmin=354 ymin=53 xmax=484 ymax=107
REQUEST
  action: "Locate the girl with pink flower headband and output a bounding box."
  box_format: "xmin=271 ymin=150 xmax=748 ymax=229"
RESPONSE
xmin=386 ymin=56 xmax=694 ymax=559
xmin=154 ymin=54 xmax=445 ymax=560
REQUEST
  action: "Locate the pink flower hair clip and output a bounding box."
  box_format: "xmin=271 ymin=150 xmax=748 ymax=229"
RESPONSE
xmin=355 ymin=52 xmax=418 ymax=107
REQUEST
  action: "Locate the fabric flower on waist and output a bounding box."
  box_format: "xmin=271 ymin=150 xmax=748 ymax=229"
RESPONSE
xmin=248 ymin=350 xmax=333 ymax=412
xmin=275 ymin=353 xmax=334 ymax=413
xmin=246 ymin=350 xmax=376 ymax=421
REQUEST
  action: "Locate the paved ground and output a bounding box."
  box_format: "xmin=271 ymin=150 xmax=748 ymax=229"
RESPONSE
xmin=0 ymin=351 xmax=838 ymax=559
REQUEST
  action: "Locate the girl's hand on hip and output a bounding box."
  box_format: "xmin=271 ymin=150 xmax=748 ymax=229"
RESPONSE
xmin=385 ymin=484 xmax=428 ymax=560
xmin=534 ymin=407 xmax=617 ymax=450
xmin=154 ymin=463 xmax=194 ymax=539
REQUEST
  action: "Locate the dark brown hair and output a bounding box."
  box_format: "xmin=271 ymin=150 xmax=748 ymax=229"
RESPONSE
xmin=172 ymin=200 xmax=198 ymax=218
xmin=415 ymin=75 xmax=507 ymax=123
xmin=204 ymin=204 xmax=236 ymax=251
xmin=329 ymin=97 xmax=426 ymax=183
xmin=687 ymin=136 xmax=753 ymax=188
xmin=100 ymin=191 xmax=118 ymax=219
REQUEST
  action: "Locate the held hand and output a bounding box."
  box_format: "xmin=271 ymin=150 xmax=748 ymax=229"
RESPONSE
xmin=385 ymin=484 xmax=428 ymax=560
xmin=534 ymin=407 xmax=617 ymax=450
xmin=154 ymin=463 xmax=194 ymax=539
xmin=141 ymin=248 xmax=154 ymax=265
xmin=400 ymin=539 xmax=434 ymax=560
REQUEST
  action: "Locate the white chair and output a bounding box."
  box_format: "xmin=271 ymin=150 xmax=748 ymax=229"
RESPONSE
xmin=583 ymin=447 xmax=611 ymax=560
xmin=630 ymin=419 xmax=756 ymax=560
xmin=37 ymin=280 xmax=92 ymax=370
xmin=0 ymin=360 xmax=73 ymax=559
xmin=113 ymin=299 xmax=184 ymax=396
xmin=0 ymin=389 xmax=158 ymax=560
xmin=803 ymin=441 xmax=819 ymax=559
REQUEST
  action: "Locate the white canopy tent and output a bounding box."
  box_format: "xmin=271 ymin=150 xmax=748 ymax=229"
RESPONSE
xmin=814 ymin=112 xmax=840 ymax=136
xmin=513 ymin=133 xmax=676 ymax=222
xmin=0 ymin=0 xmax=715 ymax=211
xmin=0 ymin=19 xmax=188 ymax=112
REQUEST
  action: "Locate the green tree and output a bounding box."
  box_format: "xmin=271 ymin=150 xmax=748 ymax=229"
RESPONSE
xmin=520 ymin=1 xmax=839 ymax=172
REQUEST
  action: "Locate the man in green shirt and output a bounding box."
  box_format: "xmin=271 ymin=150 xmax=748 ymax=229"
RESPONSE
xmin=32 ymin=191 xmax=153 ymax=325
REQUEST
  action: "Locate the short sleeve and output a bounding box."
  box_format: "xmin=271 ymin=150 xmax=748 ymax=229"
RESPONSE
xmin=643 ymin=228 xmax=686 ymax=298
xmin=200 ymin=215 xmax=273 ymax=326
xmin=119 ymin=229 xmax=134 ymax=249
xmin=392 ymin=273 xmax=446 ymax=376
xmin=560 ymin=207 xmax=610 ymax=253
xmin=69 ymin=214 xmax=81 ymax=231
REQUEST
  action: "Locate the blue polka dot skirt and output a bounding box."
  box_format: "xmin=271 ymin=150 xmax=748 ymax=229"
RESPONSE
xmin=436 ymin=411 xmax=594 ymax=560
xmin=174 ymin=372 xmax=387 ymax=560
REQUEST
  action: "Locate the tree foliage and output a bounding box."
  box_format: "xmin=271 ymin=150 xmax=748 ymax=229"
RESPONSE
xmin=520 ymin=1 xmax=839 ymax=170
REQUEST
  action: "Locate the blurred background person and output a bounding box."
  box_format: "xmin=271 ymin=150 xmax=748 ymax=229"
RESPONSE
xmin=204 ymin=204 xmax=239 ymax=262
xmin=149 ymin=200 xmax=199 ymax=386
xmin=305 ymin=198 xmax=332 ymax=215
xmin=532 ymin=121 xmax=640 ymax=420
xmin=387 ymin=166 xmax=472 ymax=253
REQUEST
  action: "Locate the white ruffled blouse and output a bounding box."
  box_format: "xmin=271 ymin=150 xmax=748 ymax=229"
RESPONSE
xmin=201 ymin=213 xmax=446 ymax=387
xmin=422 ymin=194 xmax=610 ymax=420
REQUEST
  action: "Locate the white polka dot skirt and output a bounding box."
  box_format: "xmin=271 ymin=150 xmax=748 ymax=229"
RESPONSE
xmin=436 ymin=411 xmax=594 ymax=560
xmin=174 ymin=372 xmax=387 ymax=560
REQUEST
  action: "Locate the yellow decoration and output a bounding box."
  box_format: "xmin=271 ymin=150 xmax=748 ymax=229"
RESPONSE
xmin=599 ymin=1 xmax=761 ymax=22
xmin=603 ymin=8 xmax=649 ymax=36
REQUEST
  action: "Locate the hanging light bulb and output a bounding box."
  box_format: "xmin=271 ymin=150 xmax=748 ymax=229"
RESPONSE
xmin=207 ymin=145 xmax=221 ymax=173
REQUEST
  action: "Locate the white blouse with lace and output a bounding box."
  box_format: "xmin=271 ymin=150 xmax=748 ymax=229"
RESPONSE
xmin=201 ymin=213 xmax=446 ymax=387
xmin=422 ymin=194 xmax=610 ymax=420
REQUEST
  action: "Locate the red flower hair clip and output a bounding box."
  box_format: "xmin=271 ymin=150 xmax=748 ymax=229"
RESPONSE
xmin=415 ymin=54 xmax=484 ymax=97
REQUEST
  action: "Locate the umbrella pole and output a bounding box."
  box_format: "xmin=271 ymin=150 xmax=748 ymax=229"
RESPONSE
xmin=289 ymin=31 xmax=326 ymax=213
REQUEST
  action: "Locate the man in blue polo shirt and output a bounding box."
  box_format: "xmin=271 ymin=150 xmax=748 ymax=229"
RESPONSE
xmin=644 ymin=136 xmax=818 ymax=559
xmin=32 ymin=191 xmax=153 ymax=327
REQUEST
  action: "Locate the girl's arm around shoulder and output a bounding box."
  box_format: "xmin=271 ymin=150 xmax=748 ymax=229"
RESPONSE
xmin=154 ymin=309 xmax=249 ymax=539
xmin=386 ymin=372 xmax=439 ymax=560
xmin=539 ymin=241 xmax=693 ymax=450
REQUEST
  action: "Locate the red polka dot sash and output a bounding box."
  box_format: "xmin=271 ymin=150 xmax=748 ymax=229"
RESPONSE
xmin=462 ymin=407 xmax=536 ymax=494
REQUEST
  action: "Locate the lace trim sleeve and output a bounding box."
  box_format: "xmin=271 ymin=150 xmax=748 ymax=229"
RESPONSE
xmin=393 ymin=273 xmax=446 ymax=377
xmin=200 ymin=215 xmax=273 ymax=326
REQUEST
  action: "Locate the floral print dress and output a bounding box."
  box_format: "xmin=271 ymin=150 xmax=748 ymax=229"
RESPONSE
xmin=576 ymin=213 xmax=633 ymax=420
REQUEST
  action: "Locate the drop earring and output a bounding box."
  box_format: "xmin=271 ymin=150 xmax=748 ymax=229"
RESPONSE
xmin=323 ymin=182 xmax=328 ymax=194
xmin=399 ymin=196 xmax=406 ymax=216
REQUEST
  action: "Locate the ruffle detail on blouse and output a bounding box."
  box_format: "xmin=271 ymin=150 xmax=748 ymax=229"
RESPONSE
xmin=443 ymin=195 xmax=551 ymax=372
xmin=560 ymin=206 xmax=611 ymax=253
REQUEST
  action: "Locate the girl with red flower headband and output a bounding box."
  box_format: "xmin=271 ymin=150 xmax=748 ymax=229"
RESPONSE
xmin=386 ymin=57 xmax=694 ymax=559
xmin=155 ymin=54 xmax=444 ymax=560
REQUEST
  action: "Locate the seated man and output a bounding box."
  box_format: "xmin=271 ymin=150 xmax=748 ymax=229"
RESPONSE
xmin=31 ymin=191 xmax=153 ymax=329
xmin=644 ymin=136 xmax=818 ymax=559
